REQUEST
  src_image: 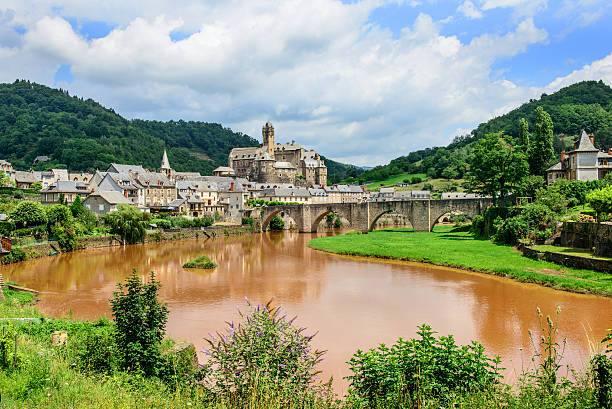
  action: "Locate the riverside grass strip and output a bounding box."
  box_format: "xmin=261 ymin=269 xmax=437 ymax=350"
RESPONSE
xmin=182 ymin=254 xmax=217 ymax=269
xmin=308 ymin=226 xmax=612 ymax=297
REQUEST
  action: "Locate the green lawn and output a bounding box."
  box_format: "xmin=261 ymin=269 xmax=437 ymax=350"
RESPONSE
xmin=308 ymin=227 xmax=612 ymax=297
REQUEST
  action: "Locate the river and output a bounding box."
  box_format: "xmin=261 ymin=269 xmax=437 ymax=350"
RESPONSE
xmin=2 ymin=231 xmax=611 ymax=395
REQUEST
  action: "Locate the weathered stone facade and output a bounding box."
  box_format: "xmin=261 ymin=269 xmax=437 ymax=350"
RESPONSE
xmin=228 ymin=122 xmax=327 ymax=186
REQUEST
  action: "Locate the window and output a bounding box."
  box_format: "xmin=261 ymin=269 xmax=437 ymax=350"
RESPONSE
xmin=99 ymin=204 xmax=105 ymax=211
xmin=86 ymin=204 xmax=91 ymax=210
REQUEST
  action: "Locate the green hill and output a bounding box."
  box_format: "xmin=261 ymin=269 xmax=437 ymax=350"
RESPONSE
xmin=347 ymin=80 xmax=612 ymax=186
xmin=0 ymin=80 xmax=356 ymax=182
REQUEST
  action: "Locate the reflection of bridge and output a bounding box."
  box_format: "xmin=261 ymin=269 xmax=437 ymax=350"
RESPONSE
xmin=254 ymin=199 xmax=493 ymax=232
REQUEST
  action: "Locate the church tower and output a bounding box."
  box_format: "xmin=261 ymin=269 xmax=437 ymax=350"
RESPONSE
xmin=159 ymin=149 xmax=173 ymax=178
xmin=262 ymin=121 xmax=275 ymax=156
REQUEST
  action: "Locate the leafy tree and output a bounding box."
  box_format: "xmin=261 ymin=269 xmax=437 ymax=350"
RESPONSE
xmin=269 ymin=215 xmax=285 ymax=231
xmin=9 ymin=201 xmax=47 ymax=228
xmin=45 ymin=204 xmax=76 ymax=251
xmin=516 ymin=175 xmax=545 ymax=198
xmin=103 ymin=204 xmax=151 ymax=244
xmin=468 ymin=132 xmax=528 ymax=204
xmin=518 ymin=117 xmax=530 ymax=149
xmin=69 ymin=195 xmax=85 ymax=217
xmin=110 ymin=270 xmax=168 ymax=376
xmin=529 ymin=107 xmax=555 ymax=176
xmin=586 ymin=185 xmax=612 ymax=222
xmin=30 ymin=181 xmax=42 ymax=191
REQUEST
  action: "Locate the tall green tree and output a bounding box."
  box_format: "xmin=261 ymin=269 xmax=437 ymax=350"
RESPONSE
xmin=467 ymin=132 xmax=528 ymax=204
xmin=518 ymin=117 xmax=530 ymax=149
xmin=529 ymin=107 xmax=555 ymax=176
xmin=9 ymin=201 xmax=47 ymax=228
xmin=103 ymin=204 xmax=151 ymax=244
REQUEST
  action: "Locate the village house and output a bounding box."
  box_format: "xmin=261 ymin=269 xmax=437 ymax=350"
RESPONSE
xmin=308 ymin=187 xmax=328 ymax=203
xmin=260 ymin=187 xmax=311 ymax=204
xmin=40 ymin=181 xmax=91 ymax=205
xmin=546 ymin=130 xmax=612 ymax=184
xmin=13 ymin=171 xmax=38 ymax=189
xmin=83 ymin=191 xmax=132 ymax=216
xmin=338 ymin=184 xmax=365 ymax=203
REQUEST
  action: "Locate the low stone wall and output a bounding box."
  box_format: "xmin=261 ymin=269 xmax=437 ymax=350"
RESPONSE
xmin=559 ymin=222 xmax=612 ymax=257
xmin=523 ymin=246 xmax=612 ymax=273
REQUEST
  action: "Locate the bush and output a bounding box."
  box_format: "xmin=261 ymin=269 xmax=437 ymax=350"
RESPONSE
xmin=587 ymin=185 xmax=612 ymax=222
xmin=1 ymin=248 xmax=26 ymax=264
xmin=0 ymin=220 xmax=14 ymax=236
xmin=153 ymin=219 xmax=172 ymax=229
xmin=269 ymin=215 xmax=285 ymax=231
xmin=242 ymin=217 xmax=254 ymax=226
xmin=45 ymin=204 xmax=76 ymax=251
xmin=411 ymin=176 xmax=422 ymax=184
xmin=183 ymin=255 xmax=216 ymax=269
xmin=520 ymin=203 xmax=554 ymax=231
xmin=346 ymin=324 xmax=501 ymax=407
xmin=494 ymin=217 xmax=529 ymax=245
xmin=74 ymin=322 xmax=118 ymax=373
xmin=202 ymin=299 xmax=326 ymax=398
xmin=193 ymin=217 xmax=213 ymax=227
xmin=9 ymin=201 xmax=47 ymax=228
xmin=110 ymin=270 xmax=169 ymax=376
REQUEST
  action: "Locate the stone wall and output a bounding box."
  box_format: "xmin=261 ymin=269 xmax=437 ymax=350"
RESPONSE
xmin=559 ymin=222 xmax=612 ymax=257
xmin=523 ymin=245 xmax=612 ymax=273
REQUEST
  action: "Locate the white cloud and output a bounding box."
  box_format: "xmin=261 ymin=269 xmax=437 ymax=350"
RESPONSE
xmin=1 ymin=1 xmax=607 ymax=166
xmin=481 ymin=0 xmax=547 ymax=17
xmin=457 ymin=1 xmax=483 ymax=19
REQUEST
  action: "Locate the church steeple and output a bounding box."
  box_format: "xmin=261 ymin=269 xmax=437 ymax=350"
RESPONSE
xmin=161 ymin=149 xmax=171 ymax=169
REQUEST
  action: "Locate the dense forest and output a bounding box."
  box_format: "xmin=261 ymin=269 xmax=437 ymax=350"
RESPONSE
xmin=0 ymin=80 xmax=357 ymax=183
xmin=348 ymin=80 xmax=612 ymax=184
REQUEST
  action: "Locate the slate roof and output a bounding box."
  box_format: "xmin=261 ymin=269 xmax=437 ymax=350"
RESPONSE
xmin=87 ymin=191 xmax=132 ymax=205
xmin=546 ymin=162 xmax=563 ymax=171
xmin=274 ymin=161 xmax=296 ymax=169
xmin=572 ymin=130 xmax=598 ymax=153
xmin=42 ymin=180 xmax=90 ymax=193
xmin=108 ymin=163 xmax=147 ymax=174
xmin=262 ymin=187 xmax=310 ymax=198
xmin=14 ymin=171 xmax=37 ymax=184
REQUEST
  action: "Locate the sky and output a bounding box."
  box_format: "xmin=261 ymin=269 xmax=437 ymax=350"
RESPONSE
xmin=0 ymin=0 xmax=611 ymax=166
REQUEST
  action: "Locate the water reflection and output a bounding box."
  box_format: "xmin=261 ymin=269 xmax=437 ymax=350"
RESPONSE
xmin=2 ymin=231 xmax=611 ymax=394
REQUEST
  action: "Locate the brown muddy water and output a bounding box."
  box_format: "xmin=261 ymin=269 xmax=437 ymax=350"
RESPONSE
xmin=2 ymin=231 xmax=611 ymax=395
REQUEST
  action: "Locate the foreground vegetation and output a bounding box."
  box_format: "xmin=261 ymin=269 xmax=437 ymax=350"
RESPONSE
xmin=309 ymin=226 xmax=612 ymax=297
xmin=1 ymin=278 xmax=611 ymax=409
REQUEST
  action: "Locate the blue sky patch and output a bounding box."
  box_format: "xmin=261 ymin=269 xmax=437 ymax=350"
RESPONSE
xmin=54 ymin=64 xmax=74 ymax=84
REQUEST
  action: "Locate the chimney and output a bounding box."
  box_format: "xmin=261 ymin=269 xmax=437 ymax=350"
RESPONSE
xmin=230 ymin=182 xmax=235 ymax=192
xmin=589 ymin=134 xmax=595 ymax=145
xmin=560 ymin=150 xmax=566 ymax=161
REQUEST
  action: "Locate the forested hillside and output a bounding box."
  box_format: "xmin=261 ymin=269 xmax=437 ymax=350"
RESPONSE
xmin=0 ymin=80 xmax=356 ymax=182
xmin=348 ymin=80 xmax=612 ymax=185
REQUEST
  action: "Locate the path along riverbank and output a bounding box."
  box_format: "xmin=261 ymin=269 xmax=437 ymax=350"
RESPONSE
xmin=308 ymin=226 xmax=612 ymax=298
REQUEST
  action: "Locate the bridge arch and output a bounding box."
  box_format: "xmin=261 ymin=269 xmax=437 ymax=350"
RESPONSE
xmin=310 ymin=207 xmax=350 ymax=232
xmin=428 ymin=201 xmax=483 ymax=232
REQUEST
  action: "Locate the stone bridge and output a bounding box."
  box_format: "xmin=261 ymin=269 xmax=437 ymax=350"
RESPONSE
xmin=252 ymin=199 xmax=492 ymax=233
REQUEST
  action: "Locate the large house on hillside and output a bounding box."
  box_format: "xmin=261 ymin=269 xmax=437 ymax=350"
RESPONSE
xmin=228 ymin=122 xmax=327 ymax=186
xmin=546 ymin=130 xmax=612 ymax=184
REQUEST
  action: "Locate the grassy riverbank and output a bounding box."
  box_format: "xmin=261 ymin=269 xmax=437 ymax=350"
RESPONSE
xmin=308 ymin=226 xmax=612 ymax=297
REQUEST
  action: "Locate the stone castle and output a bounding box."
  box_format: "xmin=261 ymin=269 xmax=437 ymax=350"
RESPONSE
xmin=228 ymin=122 xmax=327 ymax=185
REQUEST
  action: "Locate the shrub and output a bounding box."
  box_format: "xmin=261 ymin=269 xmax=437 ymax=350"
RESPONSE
xmin=0 ymin=220 xmax=14 ymax=236
xmin=154 ymin=219 xmax=172 ymax=229
xmin=193 ymin=217 xmax=213 ymax=227
xmin=74 ymin=322 xmax=118 ymax=373
xmin=110 ymin=270 xmax=169 ymax=376
xmin=1 ymin=248 xmax=26 ymax=264
xmin=411 ymin=176 xmax=422 ymax=184
xmin=202 ymin=299 xmax=326 ymax=398
xmin=587 ymin=185 xmax=612 ymax=222
xmin=183 ymin=255 xmax=216 ymax=269
xmin=470 ymin=215 xmax=486 ymax=238
xmin=333 ymin=216 xmax=343 ymax=228
xmin=346 ymin=324 xmax=501 ymax=407
xmin=9 ymin=201 xmax=47 ymax=228
xmin=520 ymin=203 xmax=554 ymax=231
xmin=269 ymin=215 xmax=285 ymax=231
xmin=242 ymin=217 xmax=254 ymax=226
xmin=494 ymin=217 xmax=529 ymax=245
